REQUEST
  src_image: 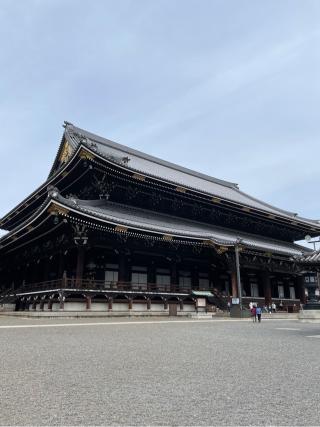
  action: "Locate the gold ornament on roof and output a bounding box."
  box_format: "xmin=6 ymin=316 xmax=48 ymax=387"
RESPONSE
xmin=47 ymin=203 xmax=69 ymax=216
xmin=79 ymin=148 xmax=94 ymax=160
xmin=115 ymin=225 xmax=128 ymax=233
xmin=59 ymin=141 xmax=72 ymax=163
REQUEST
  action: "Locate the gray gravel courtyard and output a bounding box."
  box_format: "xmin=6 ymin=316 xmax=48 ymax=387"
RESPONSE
xmin=0 ymin=317 xmax=319 ymax=426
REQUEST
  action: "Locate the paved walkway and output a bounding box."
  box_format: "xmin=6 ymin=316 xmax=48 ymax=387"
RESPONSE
xmin=0 ymin=316 xmax=318 ymax=426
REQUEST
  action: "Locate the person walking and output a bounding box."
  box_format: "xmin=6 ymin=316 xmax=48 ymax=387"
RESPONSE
xmin=256 ymin=305 xmax=262 ymax=323
xmin=251 ymin=305 xmax=257 ymax=322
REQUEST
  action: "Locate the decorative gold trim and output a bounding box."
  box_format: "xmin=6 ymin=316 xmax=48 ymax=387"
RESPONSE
xmin=202 ymin=239 xmax=214 ymax=246
xmin=175 ymin=186 xmax=186 ymax=193
xmin=62 ymin=171 xmax=69 ymax=177
xmin=163 ymin=234 xmax=173 ymax=241
xmin=267 ymin=214 xmax=275 ymax=219
xmin=115 ymin=225 xmax=128 ymax=233
xmin=217 ymin=246 xmax=228 ymax=254
xmin=242 ymin=207 xmax=251 ymax=212
xmin=79 ymin=148 xmax=94 ymax=160
xmin=59 ymin=141 xmax=72 ymax=163
xmin=27 ymin=226 xmax=34 ymax=231
xmin=47 ymin=203 xmax=69 ymax=216
xmin=133 ymin=173 xmax=145 ymax=181
xmin=212 ymin=197 xmax=221 ymax=203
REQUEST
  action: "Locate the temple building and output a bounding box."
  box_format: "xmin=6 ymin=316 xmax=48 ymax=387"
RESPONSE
xmin=0 ymin=122 xmax=319 ymax=314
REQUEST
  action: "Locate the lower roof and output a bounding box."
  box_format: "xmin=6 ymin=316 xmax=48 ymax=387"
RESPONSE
xmin=298 ymin=252 xmax=320 ymax=264
xmin=63 ymin=198 xmax=305 ymax=257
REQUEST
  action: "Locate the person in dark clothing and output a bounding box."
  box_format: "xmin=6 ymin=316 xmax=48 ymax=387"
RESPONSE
xmin=256 ymin=305 xmax=262 ymax=322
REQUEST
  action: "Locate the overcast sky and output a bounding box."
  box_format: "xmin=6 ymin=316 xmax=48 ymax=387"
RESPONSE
xmin=0 ymin=0 xmax=319 ymax=242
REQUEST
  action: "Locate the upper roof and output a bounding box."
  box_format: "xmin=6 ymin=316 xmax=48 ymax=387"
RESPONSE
xmin=1 ymin=122 xmax=319 ymax=233
xmin=61 ymin=123 xmax=320 ymax=224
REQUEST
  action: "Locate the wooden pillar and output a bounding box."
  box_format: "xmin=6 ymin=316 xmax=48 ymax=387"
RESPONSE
xmin=231 ymin=270 xmax=238 ymax=297
xmin=148 ymin=262 xmax=156 ymax=286
xmin=260 ymin=271 xmax=271 ymax=306
xmin=31 ymin=262 xmax=38 ymax=284
xmin=118 ymin=252 xmax=127 ymax=283
xmin=128 ymin=298 xmax=133 ymax=310
xmin=75 ymin=246 xmax=85 ymax=287
xmin=58 ymin=251 xmax=65 ymax=279
xmin=62 ymin=270 xmax=68 ymax=287
xmin=171 ymin=261 xmax=178 ymax=292
xmin=146 ymin=297 xmax=151 ymax=310
xmin=163 ymin=299 xmax=168 ymax=310
xmin=59 ymin=293 xmax=65 ymax=310
xmin=192 ymin=267 xmax=199 ymax=289
xmin=296 ymin=275 xmax=306 ymax=304
xmin=43 ymin=258 xmax=50 ymax=282
xmin=179 ymin=299 xmax=184 ymax=311
xmin=86 ymin=296 xmax=91 ymax=310
xmin=108 ymin=297 xmax=113 ymax=311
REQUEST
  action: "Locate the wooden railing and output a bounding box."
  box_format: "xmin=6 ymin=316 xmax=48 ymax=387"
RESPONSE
xmin=16 ymin=278 xmax=211 ymax=295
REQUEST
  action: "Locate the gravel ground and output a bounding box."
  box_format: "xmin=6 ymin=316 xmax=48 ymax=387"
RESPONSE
xmin=0 ymin=317 xmax=319 ymax=426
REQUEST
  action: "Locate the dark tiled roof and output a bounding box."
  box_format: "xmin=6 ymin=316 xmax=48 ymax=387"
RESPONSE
xmin=62 ymin=197 xmax=305 ymax=256
xmin=64 ymin=124 xmax=320 ymax=227
xmin=299 ymin=251 xmax=320 ymax=263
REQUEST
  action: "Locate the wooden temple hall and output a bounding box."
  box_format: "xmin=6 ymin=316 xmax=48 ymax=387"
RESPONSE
xmin=0 ymin=122 xmax=319 ymax=314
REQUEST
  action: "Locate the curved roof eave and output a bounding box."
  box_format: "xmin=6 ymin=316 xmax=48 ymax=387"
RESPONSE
xmin=0 ymin=191 xmax=306 ymax=258
xmin=52 ymin=196 xmax=305 ymax=257
xmin=0 ymin=142 xmax=87 ymax=229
